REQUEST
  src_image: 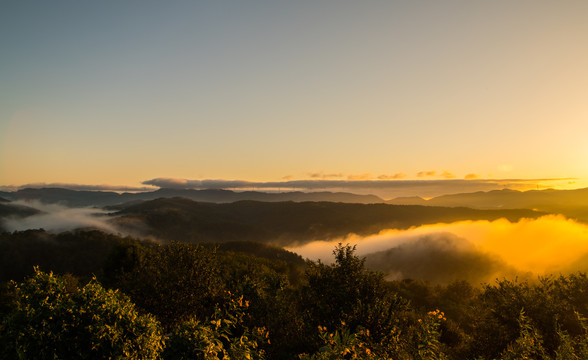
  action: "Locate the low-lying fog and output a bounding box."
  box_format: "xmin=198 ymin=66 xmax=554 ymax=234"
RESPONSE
xmin=286 ymin=215 xmax=588 ymax=284
xmin=5 ymin=201 xmax=588 ymax=285
xmin=1 ymin=201 xmax=118 ymax=234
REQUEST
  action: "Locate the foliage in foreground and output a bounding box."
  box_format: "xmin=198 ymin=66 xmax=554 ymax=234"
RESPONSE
xmin=498 ymin=310 xmax=588 ymax=360
xmin=103 ymin=241 xmax=225 ymax=330
xmin=164 ymin=293 xmax=269 ymax=360
xmin=0 ymin=268 xmax=163 ymax=360
xmin=3 ymin=230 xmax=588 ymax=359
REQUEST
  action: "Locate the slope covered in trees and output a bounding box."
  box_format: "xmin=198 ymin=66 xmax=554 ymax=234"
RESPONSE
xmin=2 ymin=231 xmax=588 ymax=359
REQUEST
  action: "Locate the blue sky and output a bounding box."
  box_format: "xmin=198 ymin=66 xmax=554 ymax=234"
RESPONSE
xmin=2 ymin=1 xmax=588 ymax=196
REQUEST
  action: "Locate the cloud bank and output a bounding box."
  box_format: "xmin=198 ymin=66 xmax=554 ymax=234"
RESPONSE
xmin=142 ymin=177 xmax=571 ymax=199
xmin=0 ymin=183 xmax=155 ymax=192
xmin=286 ymin=215 xmax=588 ymax=284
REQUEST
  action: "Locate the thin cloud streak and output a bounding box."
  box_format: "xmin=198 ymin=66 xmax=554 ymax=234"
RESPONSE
xmin=378 ymin=173 xmax=406 ymax=180
xmin=307 ymin=172 xmax=344 ymax=179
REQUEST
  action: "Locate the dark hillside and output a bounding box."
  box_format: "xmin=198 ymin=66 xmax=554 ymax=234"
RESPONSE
xmin=0 ymin=230 xmax=145 ymax=282
xmin=0 ymin=203 xmax=41 ymax=232
xmin=112 ymin=197 xmax=545 ymax=245
xmin=0 ymin=202 xmax=40 ymax=218
xmin=211 ymin=241 xmax=306 ymax=266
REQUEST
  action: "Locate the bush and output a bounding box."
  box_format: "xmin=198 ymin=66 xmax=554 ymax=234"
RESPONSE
xmin=164 ymin=293 xmax=269 ymax=360
xmin=103 ymin=241 xmax=225 ymax=329
xmin=298 ymin=325 xmax=375 ymax=360
xmin=0 ymin=269 xmax=163 ymax=360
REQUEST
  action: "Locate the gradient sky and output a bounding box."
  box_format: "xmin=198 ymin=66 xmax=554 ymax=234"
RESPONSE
xmin=2 ymin=1 xmax=588 ymax=196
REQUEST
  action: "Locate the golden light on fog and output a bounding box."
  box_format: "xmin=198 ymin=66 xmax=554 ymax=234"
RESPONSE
xmin=287 ymin=215 xmax=588 ymax=280
xmin=431 ymin=216 xmax=588 ymax=274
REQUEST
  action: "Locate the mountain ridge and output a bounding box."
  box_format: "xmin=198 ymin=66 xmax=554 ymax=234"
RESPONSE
xmin=388 ymin=187 xmax=588 ymax=221
xmin=2 ymin=187 xmax=383 ymax=207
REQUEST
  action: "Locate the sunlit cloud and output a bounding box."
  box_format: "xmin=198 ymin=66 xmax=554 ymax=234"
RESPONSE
xmin=308 ymin=172 xmax=344 ymax=179
xmin=347 ymin=173 xmax=372 ymax=180
xmin=378 ymin=173 xmax=406 ymax=180
xmin=417 ymin=171 xmax=437 ymax=177
xmin=465 ymin=173 xmax=479 ymax=180
xmin=440 ymin=171 xmax=456 ymax=179
xmin=142 ymin=178 xmax=253 ymax=190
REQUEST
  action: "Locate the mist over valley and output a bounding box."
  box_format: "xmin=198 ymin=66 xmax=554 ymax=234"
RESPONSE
xmin=3 ymin=186 xmax=588 ymax=285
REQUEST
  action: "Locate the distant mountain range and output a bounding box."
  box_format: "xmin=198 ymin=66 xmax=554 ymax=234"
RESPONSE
xmin=7 ymin=186 xmax=586 ymax=244
xmin=0 ymin=187 xmax=383 ymax=207
xmin=387 ymin=187 xmax=588 ymax=222
xmin=1 ymin=186 xmax=587 ymax=215
xmin=1 ymin=186 xmax=587 ymax=221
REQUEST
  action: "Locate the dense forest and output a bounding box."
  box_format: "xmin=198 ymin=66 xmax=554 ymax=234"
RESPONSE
xmin=2 ymin=229 xmax=588 ymax=359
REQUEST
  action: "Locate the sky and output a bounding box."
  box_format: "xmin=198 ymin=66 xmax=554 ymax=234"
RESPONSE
xmin=2 ymin=1 xmax=588 ymax=198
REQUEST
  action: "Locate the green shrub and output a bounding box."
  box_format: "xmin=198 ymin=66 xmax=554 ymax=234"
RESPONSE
xmin=0 ymin=269 xmax=163 ymax=360
xmin=298 ymin=325 xmax=375 ymax=360
xmin=300 ymin=310 xmax=449 ymax=360
xmin=164 ymin=293 xmax=269 ymax=360
xmin=104 ymin=241 xmax=225 ymax=329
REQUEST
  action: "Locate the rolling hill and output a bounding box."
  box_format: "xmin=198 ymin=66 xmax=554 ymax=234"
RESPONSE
xmin=110 ymin=197 xmax=544 ymax=245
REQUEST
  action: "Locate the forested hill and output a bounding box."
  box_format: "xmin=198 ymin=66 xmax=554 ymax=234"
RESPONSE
xmin=111 ymin=197 xmax=545 ymax=245
xmin=0 ymin=202 xmax=40 ymax=218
